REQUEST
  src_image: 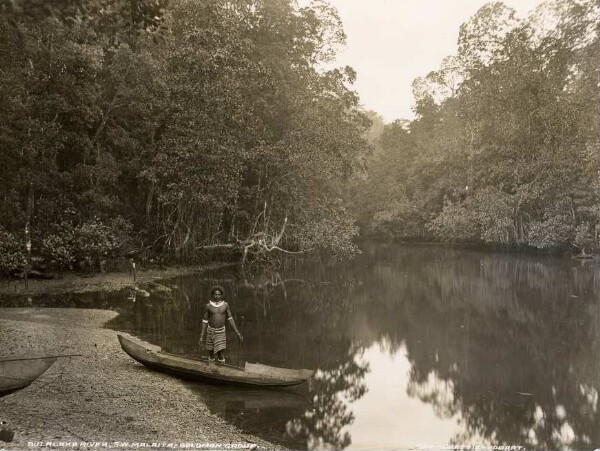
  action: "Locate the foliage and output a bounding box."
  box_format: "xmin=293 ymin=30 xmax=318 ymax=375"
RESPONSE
xmin=526 ymin=197 xmax=579 ymax=250
xmin=0 ymin=0 xmax=370 ymax=270
xmin=0 ymin=228 xmax=27 ymax=274
xmin=293 ymin=198 xmax=360 ymax=258
xmin=427 ymin=198 xmax=480 ymax=243
xmin=351 ymin=0 xmax=600 ymax=252
xmin=573 ymin=221 xmax=595 ymax=250
xmin=41 ymin=217 xmax=134 ymax=269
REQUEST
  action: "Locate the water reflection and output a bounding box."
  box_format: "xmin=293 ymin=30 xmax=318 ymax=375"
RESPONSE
xmin=3 ymin=245 xmax=597 ymax=449
xmin=185 ymin=384 xmax=311 ymax=449
xmin=111 ymin=246 xmax=599 ymax=449
xmin=287 ymin=349 xmax=369 ymax=450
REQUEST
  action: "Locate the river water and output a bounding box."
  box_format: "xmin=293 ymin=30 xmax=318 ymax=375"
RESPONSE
xmin=5 ymin=244 xmax=599 ymax=449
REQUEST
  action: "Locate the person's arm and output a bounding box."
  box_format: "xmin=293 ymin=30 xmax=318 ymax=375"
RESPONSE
xmin=226 ymin=304 xmax=243 ymax=341
xmin=200 ymin=306 xmax=208 ymax=345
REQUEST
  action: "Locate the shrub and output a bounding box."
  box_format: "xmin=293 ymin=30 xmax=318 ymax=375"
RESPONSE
xmin=572 ymin=221 xmax=596 ymax=251
xmin=293 ymin=199 xmax=360 ymax=259
xmin=474 ymin=189 xmax=520 ymax=245
xmin=41 ymin=217 xmax=134 ymax=269
xmin=427 ymin=198 xmax=480 ymax=243
xmin=0 ymin=228 xmax=26 ymax=274
xmin=528 ymin=215 xmax=574 ymax=250
xmin=528 ymin=199 xmax=575 ymax=250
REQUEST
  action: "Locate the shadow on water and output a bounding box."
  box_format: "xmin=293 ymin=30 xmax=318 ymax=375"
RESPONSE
xmin=2 ymin=244 xmax=598 ymax=449
xmin=183 ymin=384 xmax=312 ymax=449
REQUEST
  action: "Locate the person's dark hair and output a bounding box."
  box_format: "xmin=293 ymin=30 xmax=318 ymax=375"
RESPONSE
xmin=211 ymin=284 xmax=225 ymax=296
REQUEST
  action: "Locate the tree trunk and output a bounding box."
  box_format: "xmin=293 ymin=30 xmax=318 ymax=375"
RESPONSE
xmin=24 ymin=181 xmax=33 ymax=287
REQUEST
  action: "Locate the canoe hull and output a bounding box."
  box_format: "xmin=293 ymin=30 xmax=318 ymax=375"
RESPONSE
xmin=118 ymin=334 xmax=314 ymax=387
xmin=0 ymin=357 xmax=57 ymax=397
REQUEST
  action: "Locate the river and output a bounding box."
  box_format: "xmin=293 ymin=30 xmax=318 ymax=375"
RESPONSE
xmin=4 ymin=244 xmax=599 ymax=449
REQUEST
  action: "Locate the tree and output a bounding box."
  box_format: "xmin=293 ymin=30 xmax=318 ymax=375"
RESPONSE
xmin=353 ymin=0 xmax=599 ymax=252
xmin=142 ymin=0 xmax=370 ymax=261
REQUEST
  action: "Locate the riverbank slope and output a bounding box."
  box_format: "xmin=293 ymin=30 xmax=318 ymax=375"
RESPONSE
xmin=0 ymin=263 xmax=235 ymax=297
xmin=0 ymin=308 xmax=275 ymax=450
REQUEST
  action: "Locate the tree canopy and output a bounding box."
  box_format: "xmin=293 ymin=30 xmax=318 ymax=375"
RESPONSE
xmin=351 ymin=0 xmax=599 ymax=253
xmin=0 ymin=0 xmax=371 ymax=272
xmin=1 ymin=0 xmax=598 ymax=274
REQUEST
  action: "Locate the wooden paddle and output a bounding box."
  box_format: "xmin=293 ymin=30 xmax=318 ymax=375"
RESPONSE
xmin=237 ymin=315 xmax=244 ymax=367
xmin=0 ymin=354 xmax=82 ymax=363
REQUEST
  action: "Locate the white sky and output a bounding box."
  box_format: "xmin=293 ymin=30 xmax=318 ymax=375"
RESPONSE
xmin=317 ymin=0 xmax=547 ymax=122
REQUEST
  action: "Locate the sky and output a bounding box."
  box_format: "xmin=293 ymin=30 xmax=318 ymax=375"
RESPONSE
xmin=316 ymin=0 xmax=547 ymax=122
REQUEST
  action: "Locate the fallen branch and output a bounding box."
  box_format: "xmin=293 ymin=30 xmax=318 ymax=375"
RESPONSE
xmin=195 ymin=243 xmax=238 ymax=250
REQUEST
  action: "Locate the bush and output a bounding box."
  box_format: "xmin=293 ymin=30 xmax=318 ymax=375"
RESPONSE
xmin=41 ymin=217 xmax=134 ymax=269
xmin=573 ymin=222 xmax=595 ymax=251
xmin=371 ymin=199 xmax=427 ymax=239
xmin=427 ymin=198 xmax=480 ymax=243
xmin=474 ymin=189 xmax=520 ymax=245
xmin=528 ymin=198 xmax=575 ymax=250
xmin=0 ymin=228 xmax=26 ymax=274
xmin=41 ymin=230 xmax=77 ymax=269
xmin=528 ymin=215 xmax=574 ymax=250
xmin=293 ymin=199 xmax=360 ymax=259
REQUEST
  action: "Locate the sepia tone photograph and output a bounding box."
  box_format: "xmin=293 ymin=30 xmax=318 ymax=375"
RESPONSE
xmin=0 ymin=0 xmax=598 ymax=450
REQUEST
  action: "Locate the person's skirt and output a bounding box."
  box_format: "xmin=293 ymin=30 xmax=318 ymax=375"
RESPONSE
xmin=205 ymin=325 xmax=226 ymax=353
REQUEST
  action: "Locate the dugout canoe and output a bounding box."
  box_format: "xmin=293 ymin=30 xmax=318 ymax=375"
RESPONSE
xmin=117 ymin=334 xmax=315 ymax=387
xmin=0 ymin=356 xmax=57 ymax=397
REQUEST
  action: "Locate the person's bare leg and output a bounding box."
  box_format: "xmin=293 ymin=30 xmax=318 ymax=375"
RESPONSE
xmin=217 ymin=350 xmax=225 ymax=363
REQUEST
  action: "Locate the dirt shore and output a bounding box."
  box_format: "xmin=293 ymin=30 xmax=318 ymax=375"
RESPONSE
xmin=0 ymin=308 xmax=277 ymax=450
xmin=0 ymin=263 xmax=236 ymax=297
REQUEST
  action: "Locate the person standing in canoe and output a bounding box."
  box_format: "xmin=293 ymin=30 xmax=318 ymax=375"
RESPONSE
xmin=199 ymin=285 xmax=243 ymax=363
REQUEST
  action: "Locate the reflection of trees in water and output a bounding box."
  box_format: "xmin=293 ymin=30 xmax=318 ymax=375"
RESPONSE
xmin=286 ymin=349 xmax=369 ymax=450
xmin=228 ymin=270 xmax=371 ymax=449
xmin=211 ymin=248 xmax=598 ymax=449
xmin=113 ymin=270 xmax=373 ymax=450
xmin=406 ymin=373 xmax=458 ymax=420
xmin=266 ymin=246 xmax=598 ymax=448
xmin=96 ymin=246 xmax=598 ymax=449
xmin=356 ymin=246 xmax=599 ymax=449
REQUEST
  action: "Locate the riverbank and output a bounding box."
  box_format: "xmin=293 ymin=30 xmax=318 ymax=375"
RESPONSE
xmin=0 ymin=263 xmax=236 ymax=297
xmin=0 ymin=308 xmax=276 ymax=450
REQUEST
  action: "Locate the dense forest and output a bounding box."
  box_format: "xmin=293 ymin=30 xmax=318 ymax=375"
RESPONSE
xmin=0 ymin=0 xmax=370 ymax=272
xmin=0 ymin=0 xmax=598 ymax=274
xmin=352 ymin=0 xmax=599 ymax=253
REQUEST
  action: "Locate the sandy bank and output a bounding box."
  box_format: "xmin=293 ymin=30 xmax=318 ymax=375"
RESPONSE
xmin=0 ymin=308 xmax=276 ymax=450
